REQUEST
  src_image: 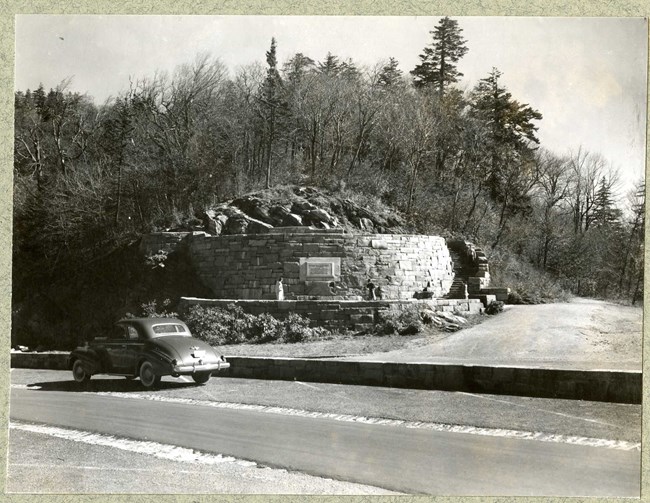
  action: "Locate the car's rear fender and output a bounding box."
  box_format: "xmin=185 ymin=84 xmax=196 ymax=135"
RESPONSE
xmin=68 ymin=349 xmax=102 ymax=374
xmin=135 ymin=351 xmax=173 ymax=377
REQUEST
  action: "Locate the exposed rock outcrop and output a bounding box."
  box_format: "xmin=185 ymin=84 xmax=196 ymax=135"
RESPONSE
xmin=198 ymin=186 xmax=407 ymax=236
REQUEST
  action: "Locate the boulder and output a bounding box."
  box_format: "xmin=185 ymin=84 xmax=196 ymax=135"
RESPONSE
xmin=283 ymin=213 xmax=303 ymax=226
xmin=223 ymin=214 xmax=249 ymax=234
xmin=203 ymin=210 xmax=229 ymax=235
xmin=220 ymin=206 xmax=246 ymax=219
xmin=307 ymin=208 xmax=334 ymax=225
xmin=222 ymin=212 xmax=273 ymax=235
xmin=359 ymin=217 xmax=374 ymax=231
xmin=231 ymin=196 xmax=275 ymax=225
xmin=420 ymin=309 xmax=467 ymax=332
xmin=268 ymin=205 xmax=291 ymax=226
xmin=246 ymin=216 xmax=273 ymax=234
xmin=291 ymin=199 xmax=317 ymax=213
xmin=294 ymin=186 xmax=318 ymax=198
xmin=437 ymin=311 xmax=467 ymax=324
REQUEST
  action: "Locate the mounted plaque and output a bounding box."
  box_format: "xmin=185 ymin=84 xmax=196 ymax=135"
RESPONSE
xmin=299 ymin=257 xmax=340 ymax=282
xmin=306 ymin=262 xmax=333 ymax=278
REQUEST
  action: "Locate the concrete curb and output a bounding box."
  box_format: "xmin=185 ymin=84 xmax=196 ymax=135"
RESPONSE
xmin=11 ymin=352 xmax=641 ymax=404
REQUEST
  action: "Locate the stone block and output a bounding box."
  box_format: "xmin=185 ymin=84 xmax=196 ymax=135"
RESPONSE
xmin=398 ymin=260 xmax=413 ymax=271
xmin=320 ymin=245 xmax=342 ymax=254
xmin=480 ymin=287 xmax=510 ymax=302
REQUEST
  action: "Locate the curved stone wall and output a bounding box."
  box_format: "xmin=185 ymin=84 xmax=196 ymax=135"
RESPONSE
xmin=186 ymin=228 xmax=454 ymax=300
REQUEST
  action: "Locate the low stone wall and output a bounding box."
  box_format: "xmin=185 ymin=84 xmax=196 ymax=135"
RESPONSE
xmin=220 ymin=357 xmax=640 ymax=404
xmin=180 ymin=297 xmax=484 ymax=332
xmin=479 ymin=288 xmax=510 ymax=302
xmin=11 ymin=352 xmax=640 ymax=404
xmin=11 ymin=351 xmax=70 ymax=370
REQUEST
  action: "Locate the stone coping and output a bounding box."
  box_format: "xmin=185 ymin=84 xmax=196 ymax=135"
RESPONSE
xmin=181 ymin=297 xmax=483 ymax=306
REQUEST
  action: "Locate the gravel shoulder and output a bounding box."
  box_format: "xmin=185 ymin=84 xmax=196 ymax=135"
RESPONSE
xmin=220 ymin=298 xmax=642 ymax=371
xmin=342 ymin=298 xmax=642 ymax=370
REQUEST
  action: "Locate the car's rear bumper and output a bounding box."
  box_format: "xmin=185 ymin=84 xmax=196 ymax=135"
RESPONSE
xmin=172 ymin=361 xmax=230 ymax=374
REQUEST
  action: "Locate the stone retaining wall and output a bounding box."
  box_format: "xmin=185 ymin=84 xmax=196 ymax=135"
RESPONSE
xmin=180 ymin=297 xmax=484 ymax=332
xmin=220 ymin=357 xmax=640 ymax=404
xmin=11 ymin=352 xmax=640 ymax=404
xmin=187 ymin=228 xmax=454 ymax=300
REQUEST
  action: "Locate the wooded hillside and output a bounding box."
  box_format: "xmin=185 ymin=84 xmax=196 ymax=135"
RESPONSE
xmin=13 ymin=18 xmax=645 ymax=348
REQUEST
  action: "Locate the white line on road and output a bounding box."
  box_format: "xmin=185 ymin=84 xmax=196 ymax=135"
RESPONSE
xmin=9 ymin=463 xmax=206 ymax=474
xmin=10 ymin=421 xmax=258 ymax=467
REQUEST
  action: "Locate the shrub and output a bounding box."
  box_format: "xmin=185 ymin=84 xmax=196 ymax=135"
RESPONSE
xmin=488 ymin=249 xmax=571 ymax=304
xmin=376 ymin=306 xmax=424 ymax=335
xmin=507 ymin=291 xmax=525 ymax=305
xmin=140 ymin=298 xmax=178 ymax=318
xmin=282 ymin=312 xmax=314 ymax=343
xmin=183 ymin=305 xmax=326 ymax=345
xmin=245 ymin=312 xmax=284 ymax=343
xmin=144 ymin=250 xmax=168 ymax=269
xmin=485 ymin=300 xmax=505 ymax=315
xmin=184 ymin=304 xmax=247 ymax=345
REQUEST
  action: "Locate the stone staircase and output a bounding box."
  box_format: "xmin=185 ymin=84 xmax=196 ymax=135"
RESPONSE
xmin=445 ymin=240 xmax=510 ymax=306
xmin=445 ymin=249 xmax=470 ymax=299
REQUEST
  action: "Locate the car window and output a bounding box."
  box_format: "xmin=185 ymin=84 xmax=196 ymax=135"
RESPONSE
xmin=126 ymin=325 xmax=139 ymax=340
xmin=151 ymin=324 xmax=191 ymax=337
xmin=110 ymin=325 xmax=127 ymax=340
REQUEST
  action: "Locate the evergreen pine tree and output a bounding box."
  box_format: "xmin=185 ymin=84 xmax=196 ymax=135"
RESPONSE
xmin=378 ymin=57 xmax=403 ymax=88
xmin=592 ymin=177 xmax=621 ymax=227
xmin=410 ymin=17 xmax=468 ymax=96
xmin=469 ymin=68 xmax=542 ymax=246
xmin=283 ymin=53 xmax=315 ymax=85
xmin=317 ymin=52 xmax=342 ymax=76
xmin=261 ymin=37 xmax=285 ymax=189
xmin=470 ymin=67 xmax=542 ymax=201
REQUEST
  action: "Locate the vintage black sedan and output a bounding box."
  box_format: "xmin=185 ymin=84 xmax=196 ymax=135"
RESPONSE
xmin=69 ymin=317 xmax=230 ymax=388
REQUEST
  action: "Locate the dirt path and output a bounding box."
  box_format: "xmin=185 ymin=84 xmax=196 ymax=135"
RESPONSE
xmin=344 ymin=298 xmax=643 ymax=370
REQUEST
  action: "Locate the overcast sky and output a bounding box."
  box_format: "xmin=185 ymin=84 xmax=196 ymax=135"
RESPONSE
xmin=15 ymin=15 xmax=648 ymax=195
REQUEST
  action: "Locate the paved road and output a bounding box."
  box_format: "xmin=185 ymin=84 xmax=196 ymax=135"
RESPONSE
xmin=347 ymin=298 xmax=643 ymax=370
xmin=12 ymin=369 xmax=642 ymax=442
xmin=10 ymin=380 xmax=640 ymax=496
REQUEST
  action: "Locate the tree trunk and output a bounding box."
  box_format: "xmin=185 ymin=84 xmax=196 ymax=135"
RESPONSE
xmin=406 ymin=154 xmax=420 ymax=215
xmin=265 ymin=108 xmax=275 ymax=189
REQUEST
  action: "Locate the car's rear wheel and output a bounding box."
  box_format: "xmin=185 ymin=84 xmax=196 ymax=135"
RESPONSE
xmin=192 ymin=372 xmax=211 ymax=384
xmin=72 ymin=360 xmax=91 ymax=383
xmin=139 ymin=361 xmax=161 ymax=388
